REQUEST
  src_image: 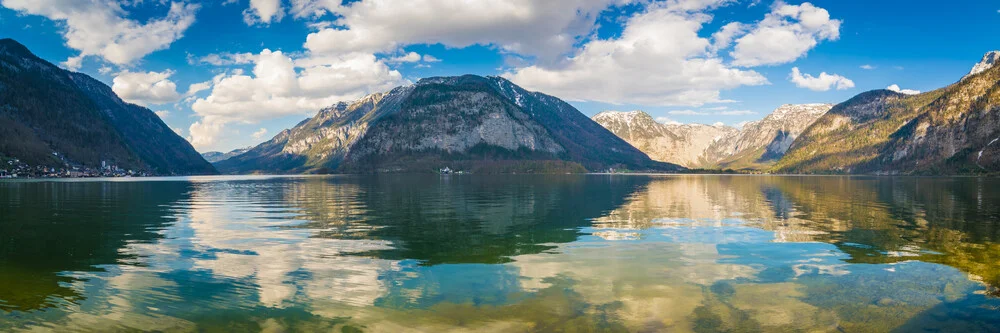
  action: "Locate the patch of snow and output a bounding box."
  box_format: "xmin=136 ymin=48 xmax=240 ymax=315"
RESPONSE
xmin=966 ymin=51 xmax=1000 ymax=79
xmin=977 ymin=137 xmax=999 ymax=168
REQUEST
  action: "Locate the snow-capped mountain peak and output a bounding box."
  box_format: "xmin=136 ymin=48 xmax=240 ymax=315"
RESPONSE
xmin=966 ymin=51 xmax=1000 ymax=79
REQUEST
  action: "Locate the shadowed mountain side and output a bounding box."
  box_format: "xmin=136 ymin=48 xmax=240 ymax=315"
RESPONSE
xmin=0 ymin=38 xmax=215 ymax=175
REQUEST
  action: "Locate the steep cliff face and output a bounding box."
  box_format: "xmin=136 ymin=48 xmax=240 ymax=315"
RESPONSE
xmin=0 ymin=38 xmax=215 ymax=175
xmin=594 ymin=104 xmax=831 ymax=169
xmin=776 ymin=51 xmax=1000 ymax=174
xmin=218 ymin=75 xmax=679 ymax=174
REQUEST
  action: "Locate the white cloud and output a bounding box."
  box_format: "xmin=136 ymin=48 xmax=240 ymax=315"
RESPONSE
xmin=860 ymin=64 xmax=875 ymax=70
xmin=244 ymin=0 xmax=284 ymax=26
xmin=731 ymin=2 xmax=841 ymax=66
xmin=788 ymin=67 xmax=854 ymax=91
xmin=668 ymin=108 xmax=754 ymax=116
xmin=188 ymin=119 xmax=227 ymax=149
xmin=300 ymin=0 xmax=629 ymax=63
xmin=188 ymin=49 xmax=406 ymax=149
xmin=655 ymin=116 xmax=681 ymax=125
xmin=669 ymin=110 xmax=707 ymax=115
xmin=710 ymin=22 xmax=746 ymax=53
xmin=191 ymin=52 xmax=257 ymax=66
xmin=98 ymin=66 xmax=114 ymax=75
xmin=422 ymin=54 xmax=441 ymax=62
xmin=186 ymin=80 xmax=212 ymax=96
xmin=155 ymin=110 xmax=170 ymax=119
xmin=171 ymin=127 xmax=183 ymax=135
xmin=886 ymin=84 xmax=920 ymax=95
xmin=112 ymin=70 xmax=182 ymax=105
xmin=1 ymin=0 xmax=199 ymax=67
xmin=251 ymin=128 xmax=269 ymax=140
xmin=389 ymin=52 xmax=422 ymax=63
xmin=717 ymin=110 xmax=755 ymax=115
xmin=504 ymin=1 xmax=768 ymax=106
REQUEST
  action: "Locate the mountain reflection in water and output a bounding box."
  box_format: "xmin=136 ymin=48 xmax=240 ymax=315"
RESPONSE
xmin=0 ymin=175 xmax=998 ymax=332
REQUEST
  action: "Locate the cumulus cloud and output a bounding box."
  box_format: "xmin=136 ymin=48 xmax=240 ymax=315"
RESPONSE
xmin=300 ymin=0 xmax=628 ymax=63
xmin=112 ymin=70 xmax=183 ymax=105
xmin=1 ymin=0 xmax=199 ymax=68
xmin=710 ymin=22 xmax=747 ymax=53
xmin=505 ymin=1 xmax=768 ymax=106
xmin=860 ymin=64 xmax=875 ymax=70
xmin=788 ymin=67 xmax=854 ymax=91
xmin=886 ymin=84 xmax=920 ymax=95
xmin=731 ymin=2 xmax=841 ymax=67
xmin=244 ymin=0 xmax=284 ymax=25
xmin=186 ymin=80 xmax=212 ymax=96
xmin=155 ymin=110 xmax=170 ymax=119
xmin=251 ymin=128 xmax=269 ymax=140
xmin=188 ymin=49 xmax=406 ymax=149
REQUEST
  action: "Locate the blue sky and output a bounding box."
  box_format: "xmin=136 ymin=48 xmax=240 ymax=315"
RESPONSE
xmin=1 ymin=0 xmax=998 ymax=153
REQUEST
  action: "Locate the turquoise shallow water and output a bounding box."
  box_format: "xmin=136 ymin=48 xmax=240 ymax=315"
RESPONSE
xmin=1 ymin=175 xmax=999 ymax=332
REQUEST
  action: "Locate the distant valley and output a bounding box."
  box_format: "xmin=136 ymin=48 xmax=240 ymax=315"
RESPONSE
xmin=201 ymin=148 xmax=250 ymax=163
xmin=594 ymin=104 xmax=832 ymax=170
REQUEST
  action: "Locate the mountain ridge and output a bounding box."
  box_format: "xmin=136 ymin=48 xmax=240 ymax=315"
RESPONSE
xmin=217 ymin=74 xmax=680 ymax=174
xmin=775 ymin=50 xmax=1000 ymax=174
xmin=0 ymin=38 xmax=215 ymax=176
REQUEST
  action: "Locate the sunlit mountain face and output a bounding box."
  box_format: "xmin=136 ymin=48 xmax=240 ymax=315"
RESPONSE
xmin=1 ymin=175 xmax=998 ymax=331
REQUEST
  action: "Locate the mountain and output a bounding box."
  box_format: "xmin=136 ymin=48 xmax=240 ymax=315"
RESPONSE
xmin=964 ymin=51 xmax=999 ymax=80
xmin=775 ymin=51 xmax=1000 ymax=174
xmin=202 ymin=148 xmax=250 ymax=163
xmin=0 ymin=39 xmax=215 ymax=175
xmin=216 ymin=75 xmax=680 ymax=174
xmin=711 ymin=104 xmax=832 ymax=169
xmin=593 ymin=104 xmax=831 ymax=169
xmin=592 ymin=111 xmax=736 ymax=168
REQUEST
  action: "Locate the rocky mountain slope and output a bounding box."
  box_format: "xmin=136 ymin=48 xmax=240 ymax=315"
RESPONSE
xmin=775 ymin=51 xmax=1000 ymax=174
xmin=216 ymin=75 xmax=679 ymax=174
xmin=202 ymin=148 xmax=250 ymax=163
xmin=712 ymin=104 xmax=832 ymax=169
xmin=594 ymin=104 xmax=831 ymax=169
xmin=0 ymin=39 xmax=215 ymax=175
xmin=592 ymin=111 xmax=736 ymax=168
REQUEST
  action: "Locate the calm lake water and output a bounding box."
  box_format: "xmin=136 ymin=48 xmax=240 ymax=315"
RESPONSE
xmin=1 ymin=175 xmax=999 ymax=332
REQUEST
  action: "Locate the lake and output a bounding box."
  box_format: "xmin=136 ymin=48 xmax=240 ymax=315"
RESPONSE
xmin=1 ymin=175 xmax=999 ymax=332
